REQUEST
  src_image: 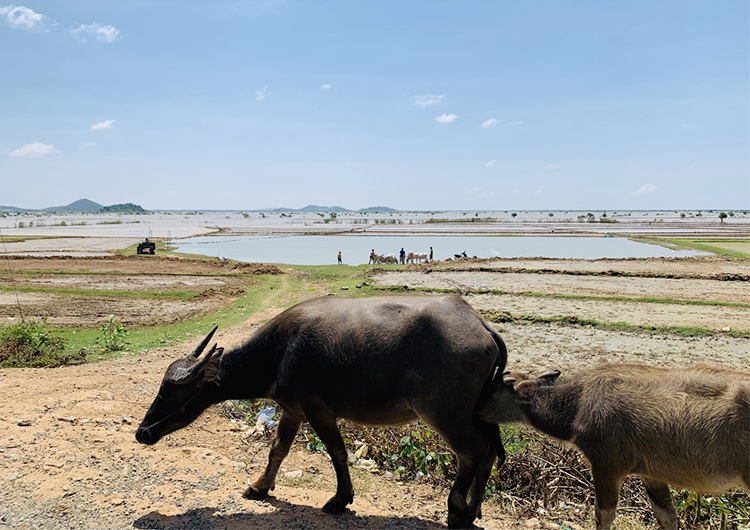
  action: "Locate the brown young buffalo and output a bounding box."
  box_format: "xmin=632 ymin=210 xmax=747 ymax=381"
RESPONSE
xmin=476 ymin=362 xmax=750 ymax=530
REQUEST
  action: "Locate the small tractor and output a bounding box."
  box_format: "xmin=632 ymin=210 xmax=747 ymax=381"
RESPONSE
xmin=137 ymin=238 xmax=156 ymax=255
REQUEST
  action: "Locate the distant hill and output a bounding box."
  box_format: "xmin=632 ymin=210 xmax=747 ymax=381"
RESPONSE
xmin=0 ymin=199 xmax=147 ymax=214
xmin=358 ymin=206 xmax=397 ymax=213
xmin=44 ymin=199 xmax=103 ymax=213
xmin=298 ymin=204 xmax=349 ymax=213
xmin=0 ymin=205 xmax=26 ymax=213
xmin=101 ymin=203 xmax=147 ymax=214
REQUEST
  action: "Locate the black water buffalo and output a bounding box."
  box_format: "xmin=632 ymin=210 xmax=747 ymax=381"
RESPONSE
xmin=137 ymin=294 xmax=507 ymax=528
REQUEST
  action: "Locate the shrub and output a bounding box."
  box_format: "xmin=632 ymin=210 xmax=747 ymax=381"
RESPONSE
xmin=0 ymin=319 xmax=83 ymax=368
xmin=96 ymin=315 xmax=129 ymax=352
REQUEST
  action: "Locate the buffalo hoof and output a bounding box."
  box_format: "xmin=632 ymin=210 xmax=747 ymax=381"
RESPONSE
xmin=322 ymin=496 xmax=350 ymax=515
xmin=242 ymin=484 xmax=269 ymax=500
xmin=448 ymin=511 xmax=471 ymax=529
xmin=468 ymin=504 xmax=482 ymax=523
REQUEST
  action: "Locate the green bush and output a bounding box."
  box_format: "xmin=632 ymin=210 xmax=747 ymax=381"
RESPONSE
xmin=96 ymin=315 xmax=129 ymax=352
xmin=0 ymin=319 xmax=83 ymax=368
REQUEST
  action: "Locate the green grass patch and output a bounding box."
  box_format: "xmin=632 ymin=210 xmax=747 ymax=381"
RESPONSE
xmin=515 ymin=290 xmax=750 ymax=309
xmin=639 ymin=237 xmax=750 ymax=259
xmin=0 ymin=235 xmax=70 ymax=244
xmin=292 ymin=264 xmax=383 ymax=296
xmin=0 ymin=285 xmax=198 ymax=300
xmin=5 ymin=268 xmax=255 ymax=278
xmin=118 ymin=241 xmax=183 ymax=256
xmin=481 ymin=311 xmax=750 ymax=338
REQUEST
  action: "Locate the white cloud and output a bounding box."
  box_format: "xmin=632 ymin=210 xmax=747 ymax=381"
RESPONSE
xmin=508 ymin=120 xmax=523 ymax=126
xmin=485 ymin=160 xmax=496 ymax=168
xmin=545 ymin=163 xmax=558 ymax=170
xmin=413 ymin=94 xmax=444 ymax=107
xmin=0 ymin=5 xmax=48 ymax=30
xmin=435 ymin=113 xmax=457 ymax=124
xmin=90 ymin=119 xmax=116 ymax=130
xmin=633 ymin=183 xmax=657 ymax=196
xmin=255 ymin=84 xmax=268 ymax=101
xmin=320 ymin=84 xmax=331 ymax=90
xmin=71 ymin=22 xmax=120 ymax=43
xmin=467 ymin=187 xmax=494 ymax=197
xmin=480 ymin=118 xmax=500 ymax=128
xmin=9 ymin=142 xmax=60 ymax=158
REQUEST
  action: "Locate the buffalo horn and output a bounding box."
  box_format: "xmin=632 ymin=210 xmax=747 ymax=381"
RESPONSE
xmin=191 ymin=326 xmax=218 ymax=358
xmin=172 ymin=344 xmax=219 ymax=384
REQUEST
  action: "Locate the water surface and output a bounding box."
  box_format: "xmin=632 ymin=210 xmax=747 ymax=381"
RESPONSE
xmin=173 ymin=235 xmax=704 ymax=265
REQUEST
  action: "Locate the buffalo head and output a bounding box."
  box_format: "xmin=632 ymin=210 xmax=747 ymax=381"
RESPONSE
xmin=136 ymin=327 xmax=224 ymax=445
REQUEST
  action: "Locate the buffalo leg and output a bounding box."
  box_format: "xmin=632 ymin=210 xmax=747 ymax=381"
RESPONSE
xmin=243 ymin=409 xmax=302 ymax=499
xmin=641 ymin=477 xmax=677 ymax=530
xmin=591 ymin=466 xmax=623 ymax=530
xmin=466 ymin=422 xmax=504 ymax=524
xmin=428 ymin=418 xmax=490 ymax=529
xmin=466 ymin=444 xmax=496 ymax=524
xmin=304 ymin=410 xmax=354 ymax=515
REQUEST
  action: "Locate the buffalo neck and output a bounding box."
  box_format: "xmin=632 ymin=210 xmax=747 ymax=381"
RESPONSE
xmin=216 ymin=326 xmax=281 ymax=400
xmin=520 ymin=383 xmax=581 ymax=442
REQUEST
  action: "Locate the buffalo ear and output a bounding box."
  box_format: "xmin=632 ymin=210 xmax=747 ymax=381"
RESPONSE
xmin=537 ymin=370 xmax=561 ymax=386
xmin=202 ymin=346 xmax=224 ymax=383
xmin=515 ymin=380 xmax=536 ymax=401
xmin=172 ymin=343 xmax=223 ymax=385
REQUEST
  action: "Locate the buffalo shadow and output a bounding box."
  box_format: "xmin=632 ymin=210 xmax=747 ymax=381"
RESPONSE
xmin=133 ymin=496 xmax=448 ymax=530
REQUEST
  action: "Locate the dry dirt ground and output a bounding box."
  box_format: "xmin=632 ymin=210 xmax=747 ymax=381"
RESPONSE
xmin=0 ymin=256 xmax=279 ymax=328
xmin=1 ymin=254 xmax=749 ymax=530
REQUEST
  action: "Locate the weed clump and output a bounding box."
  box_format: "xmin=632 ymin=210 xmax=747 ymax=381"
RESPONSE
xmin=96 ymin=315 xmax=129 ymax=352
xmin=0 ymin=319 xmax=84 ymax=368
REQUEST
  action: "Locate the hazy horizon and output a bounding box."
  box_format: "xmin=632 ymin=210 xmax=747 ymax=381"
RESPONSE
xmin=1 ymin=198 xmax=746 ymax=215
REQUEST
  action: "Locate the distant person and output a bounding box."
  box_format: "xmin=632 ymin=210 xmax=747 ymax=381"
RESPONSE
xmin=337 ymin=251 xmax=342 ymax=264
xmin=369 ymin=249 xmax=376 ymax=264
xmin=399 ymin=247 xmax=406 ymax=265
xmin=429 ymin=246 xmax=433 ymax=261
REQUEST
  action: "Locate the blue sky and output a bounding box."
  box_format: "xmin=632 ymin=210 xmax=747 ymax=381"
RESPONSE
xmin=1 ymin=1 xmax=748 ymax=211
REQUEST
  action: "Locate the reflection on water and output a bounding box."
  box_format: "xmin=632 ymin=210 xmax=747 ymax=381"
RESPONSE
xmin=173 ymin=235 xmax=704 ymax=265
